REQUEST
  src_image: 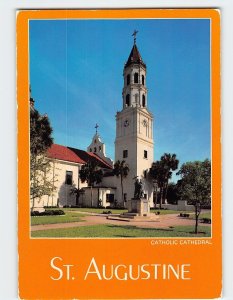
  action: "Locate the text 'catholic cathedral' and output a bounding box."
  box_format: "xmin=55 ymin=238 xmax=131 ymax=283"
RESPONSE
xmin=35 ymin=32 xmax=155 ymax=210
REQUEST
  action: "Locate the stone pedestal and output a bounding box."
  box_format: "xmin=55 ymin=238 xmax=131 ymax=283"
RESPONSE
xmin=107 ymin=198 xmax=159 ymax=222
xmin=127 ymin=198 xmax=150 ymax=216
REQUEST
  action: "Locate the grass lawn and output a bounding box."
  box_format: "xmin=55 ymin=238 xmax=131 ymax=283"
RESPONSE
xmin=31 ymin=211 xmax=87 ymax=226
xmin=44 ymin=207 xmax=211 ymax=218
xmin=31 ymin=224 xmax=211 ymax=238
xmin=44 ymin=207 xmax=128 ymax=214
xmin=72 ymin=208 xmax=128 ymax=214
xmin=150 ymin=209 xmax=193 ymax=215
xmin=190 ymin=212 xmax=211 ymax=220
xmin=46 ymin=207 xmax=193 ymax=216
xmin=75 ymin=208 xmax=194 ymax=215
xmin=199 ymin=212 xmax=211 ymax=219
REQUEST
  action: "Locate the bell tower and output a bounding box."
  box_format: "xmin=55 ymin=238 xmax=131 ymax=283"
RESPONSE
xmin=122 ymin=30 xmax=148 ymax=110
xmin=115 ymin=31 xmax=154 ymax=205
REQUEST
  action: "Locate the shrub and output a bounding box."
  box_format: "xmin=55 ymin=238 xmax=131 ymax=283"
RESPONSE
xmin=179 ymin=213 xmax=190 ymax=218
xmin=202 ymin=217 xmax=211 ymax=224
xmin=102 ymin=211 xmax=112 ymax=215
xmin=31 ymin=210 xmax=65 ymax=216
xmin=31 ymin=211 xmax=40 ymax=216
xmin=54 ymin=210 xmax=65 ymax=215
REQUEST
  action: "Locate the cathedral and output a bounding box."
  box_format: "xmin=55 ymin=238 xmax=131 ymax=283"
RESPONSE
xmin=32 ymin=34 xmax=155 ymax=211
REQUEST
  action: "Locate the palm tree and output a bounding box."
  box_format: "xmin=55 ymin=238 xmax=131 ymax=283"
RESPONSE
xmin=149 ymin=153 xmax=179 ymax=209
xmin=79 ymin=161 xmax=103 ymax=207
xmin=113 ymin=160 xmax=129 ymax=206
xmin=160 ymin=153 xmax=179 ymax=203
xmin=70 ymin=186 xmax=82 ymax=206
xmin=149 ymin=161 xmax=167 ymax=209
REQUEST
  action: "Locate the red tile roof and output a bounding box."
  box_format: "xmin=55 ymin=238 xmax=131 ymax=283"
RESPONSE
xmin=47 ymin=144 xmax=85 ymax=164
xmin=68 ymin=147 xmax=113 ymax=170
xmin=88 ymin=152 xmax=113 ymax=169
xmin=47 ymin=144 xmax=113 ymax=170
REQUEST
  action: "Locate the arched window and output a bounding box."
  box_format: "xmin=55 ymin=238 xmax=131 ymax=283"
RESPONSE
xmin=127 ymin=74 xmax=130 ymax=85
xmin=99 ymin=146 xmax=101 ymax=151
xmin=126 ymin=94 xmax=130 ymax=107
xmin=142 ymin=75 xmax=145 ymax=85
xmin=90 ymin=148 xmax=92 ymax=152
xmin=142 ymin=94 xmax=146 ymax=107
xmin=94 ymin=147 xmax=97 ymax=152
xmin=134 ymin=72 xmax=139 ymax=83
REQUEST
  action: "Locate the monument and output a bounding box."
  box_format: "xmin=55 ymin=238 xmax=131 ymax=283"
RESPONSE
xmin=108 ymin=177 xmax=158 ymax=222
xmin=126 ymin=177 xmax=150 ymax=217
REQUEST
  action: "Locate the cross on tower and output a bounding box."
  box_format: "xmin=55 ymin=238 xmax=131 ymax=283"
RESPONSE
xmin=95 ymin=123 xmax=99 ymax=134
xmin=132 ymin=30 xmax=138 ymax=45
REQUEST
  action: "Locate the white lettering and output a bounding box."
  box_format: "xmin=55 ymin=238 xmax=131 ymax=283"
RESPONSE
xmin=115 ymin=264 xmax=127 ymax=281
xmin=84 ymin=257 xmax=102 ymax=280
xmin=141 ymin=264 xmax=150 ymax=280
xmin=50 ymin=257 xmax=63 ymax=280
xmin=181 ymin=264 xmax=191 ymax=280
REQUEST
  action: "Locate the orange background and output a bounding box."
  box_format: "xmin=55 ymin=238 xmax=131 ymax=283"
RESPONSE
xmin=17 ymin=9 xmax=221 ymax=299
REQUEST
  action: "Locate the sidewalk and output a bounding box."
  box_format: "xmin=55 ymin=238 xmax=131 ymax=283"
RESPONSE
xmin=31 ymin=213 xmax=210 ymax=232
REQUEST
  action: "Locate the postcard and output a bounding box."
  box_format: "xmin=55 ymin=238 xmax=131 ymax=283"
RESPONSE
xmin=17 ymin=9 xmax=221 ymax=299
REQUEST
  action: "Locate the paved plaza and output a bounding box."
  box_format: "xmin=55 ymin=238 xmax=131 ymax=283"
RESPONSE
xmin=31 ymin=212 xmax=211 ymax=232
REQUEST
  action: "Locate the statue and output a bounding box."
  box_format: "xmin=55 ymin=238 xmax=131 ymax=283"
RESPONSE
xmin=134 ymin=178 xmax=139 ymax=198
xmin=134 ymin=178 xmax=144 ymax=199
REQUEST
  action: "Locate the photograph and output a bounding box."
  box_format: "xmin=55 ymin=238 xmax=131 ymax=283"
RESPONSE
xmin=29 ymin=18 xmax=212 ymax=238
xmin=16 ymin=9 xmax=223 ymax=299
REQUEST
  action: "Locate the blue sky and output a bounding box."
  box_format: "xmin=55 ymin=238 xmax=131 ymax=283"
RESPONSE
xmin=29 ymin=18 xmax=210 ymax=176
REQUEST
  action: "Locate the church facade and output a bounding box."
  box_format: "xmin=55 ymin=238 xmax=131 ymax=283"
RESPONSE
xmin=31 ymin=37 xmax=155 ymax=210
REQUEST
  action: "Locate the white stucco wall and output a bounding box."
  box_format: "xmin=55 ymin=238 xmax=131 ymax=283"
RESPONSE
xmin=115 ymin=106 xmax=154 ymax=206
xmin=123 ymin=65 xmax=147 ymax=108
xmin=81 ymin=187 xmax=116 ymax=208
xmin=31 ymin=159 xmax=87 ymax=209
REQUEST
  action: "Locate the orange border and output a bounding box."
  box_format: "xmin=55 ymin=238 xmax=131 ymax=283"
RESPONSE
xmin=17 ymin=9 xmax=221 ymax=299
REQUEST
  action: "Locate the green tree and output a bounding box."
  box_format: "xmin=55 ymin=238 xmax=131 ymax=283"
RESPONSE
xmin=30 ymin=104 xmax=54 ymax=210
xmin=149 ymin=153 xmax=179 ymax=208
xmin=177 ymin=159 xmax=211 ymax=234
xmin=166 ymin=182 xmax=179 ymax=204
xmin=149 ymin=160 xmax=167 ymax=208
xmin=70 ymin=186 xmax=82 ymax=206
xmin=113 ymin=160 xmax=129 ymax=206
xmin=160 ymin=153 xmax=179 ymax=202
xmin=79 ymin=161 xmax=103 ymax=207
xmin=30 ymin=109 xmax=53 ymax=156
